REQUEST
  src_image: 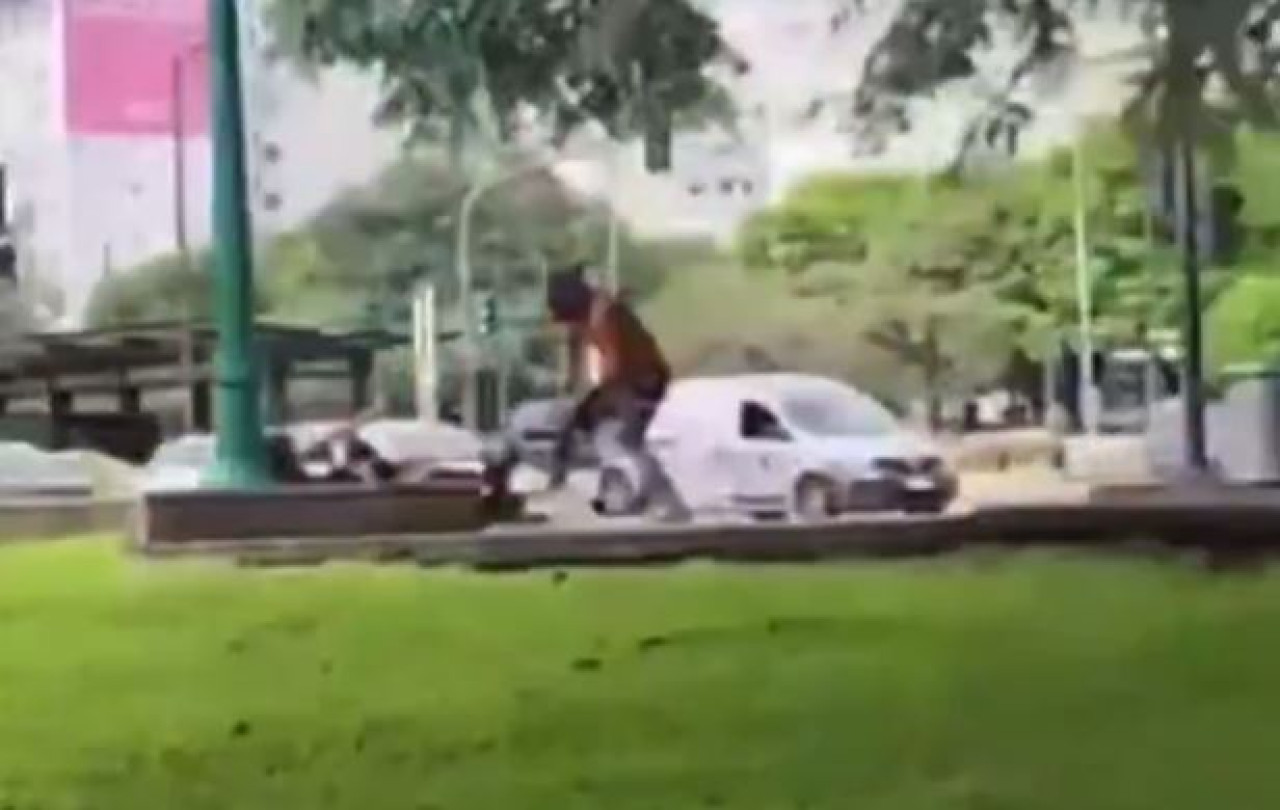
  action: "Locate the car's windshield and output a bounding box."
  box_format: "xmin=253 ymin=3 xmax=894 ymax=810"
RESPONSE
xmin=781 ymin=385 xmax=900 ymax=438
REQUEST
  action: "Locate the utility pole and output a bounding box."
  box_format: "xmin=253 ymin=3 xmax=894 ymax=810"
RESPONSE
xmin=1071 ymin=136 xmax=1097 ymax=434
xmin=1176 ymin=137 xmax=1209 ymax=474
xmin=171 ymin=56 xmax=191 ymax=274
xmin=202 ymin=0 xmax=270 ymax=488
xmin=411 ymin=283 xmax=439 ymax=420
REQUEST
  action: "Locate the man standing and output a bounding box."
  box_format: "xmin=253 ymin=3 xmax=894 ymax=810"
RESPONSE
xmin=546 ymin=265 xmax=688 ymax=521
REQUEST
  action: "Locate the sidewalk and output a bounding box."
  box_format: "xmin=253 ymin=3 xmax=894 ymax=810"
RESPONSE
xmin=956 ymin=469 xmax=1090 ymax=510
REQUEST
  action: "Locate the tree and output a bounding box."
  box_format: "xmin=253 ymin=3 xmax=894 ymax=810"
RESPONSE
xmin=265 ymin=151 xmax=677 ymax=331
xmin=840 ymin=0 xmax=1280 ymax=164
xmin=267 ymin=0 xmax=741 ymax=161
xmin=1206 ymin=265 xmax=1280 ymax=374
xmin=85 ymin=252 xmax=224 ymax=328
xmin=86 ymin=149 xmax=707 ymax=413
xmin=832 ymin=187 xmax=1020 ymax=426
xmin=737 ymin=172 xmax=1018 ymax=422
xmin=737 ymin=175 xmax=902 ymax=273
xmin=735 ymin=120 xmax=1207 ymax=421
xmin=0 ymin=272 xmax=63 ymax=343
xmin=0 ymin=280 xmax=36 ymax=343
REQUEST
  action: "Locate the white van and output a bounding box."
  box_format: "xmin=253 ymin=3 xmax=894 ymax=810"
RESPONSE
xmin=596 ymin=373 xmax=957 ymax=520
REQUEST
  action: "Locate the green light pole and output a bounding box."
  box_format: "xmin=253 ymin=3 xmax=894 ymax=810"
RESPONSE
xmin=202 ymin=0 xmax=270 ymax=488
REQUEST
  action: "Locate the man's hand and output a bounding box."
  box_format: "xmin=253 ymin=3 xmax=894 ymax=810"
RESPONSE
xmin=547 ymin=422 xmax=576 ymax=491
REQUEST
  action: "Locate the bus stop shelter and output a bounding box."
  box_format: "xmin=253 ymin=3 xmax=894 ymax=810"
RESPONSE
xmin=0 ymin=321 xmax=405 ymax=460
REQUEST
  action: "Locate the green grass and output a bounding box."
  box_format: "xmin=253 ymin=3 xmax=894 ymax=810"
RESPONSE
xmin=3 ymin=541 xmax=1280 ymax=809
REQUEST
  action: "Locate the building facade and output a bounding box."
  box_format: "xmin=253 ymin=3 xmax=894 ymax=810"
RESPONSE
xmin=0 ymin=0 xmax=399 ymax=325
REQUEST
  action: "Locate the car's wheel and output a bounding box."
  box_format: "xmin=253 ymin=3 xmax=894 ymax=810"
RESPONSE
xmin=595 ymin=467 xmax=639 ymax=517
xmin=793 ymin=475 xmax=839 ymax=522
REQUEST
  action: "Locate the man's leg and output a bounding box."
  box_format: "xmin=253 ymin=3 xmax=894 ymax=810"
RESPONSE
xmin=616 ymin=391 xmax=690 ymax=521
xmin=549 ymin=388 xmax=603 ymax=488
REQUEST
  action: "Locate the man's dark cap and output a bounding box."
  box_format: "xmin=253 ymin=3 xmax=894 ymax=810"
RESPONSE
xmin=547 ymin=264 xmax=593 ymax=323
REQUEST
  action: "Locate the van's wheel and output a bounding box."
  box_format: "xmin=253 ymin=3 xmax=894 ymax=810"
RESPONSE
xmin=595 ymin=468 xmax=638 ymax=517
xmin=793 ymin=475 xmax=839 ymax=522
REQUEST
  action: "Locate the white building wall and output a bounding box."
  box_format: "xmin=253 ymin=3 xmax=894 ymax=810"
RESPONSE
xmin=0 ymin=0 xmax=402 ymax=325
xmin=0 ymin=0 xmax=74 ymax=302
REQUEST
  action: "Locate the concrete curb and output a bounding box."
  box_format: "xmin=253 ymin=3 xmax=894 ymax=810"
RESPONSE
xmin=0 ymin=498 xmax=136 ymax=543
xmin=138 ymin=496 xmax=1280 ymax=570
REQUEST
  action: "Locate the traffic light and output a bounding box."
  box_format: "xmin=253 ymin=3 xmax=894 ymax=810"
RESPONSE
xmin=477 ymin=293 xmax=499 ymax=337
xmin=1206 ymin=182 xmax=1244 ymax=264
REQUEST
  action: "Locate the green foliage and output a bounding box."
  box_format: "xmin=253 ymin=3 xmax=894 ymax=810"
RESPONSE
xmin=734 ymin=121 xmax=1197 ymax=407
xmin=1207 ymin=270 xmax=1280 ymax=373
xmin=92 ymin=150 xmax=684 ymax=329
xmin=10 ymin=541 xmax=1280 ymax=807
xmin=737 ymin=175 xmax=903 ymax=272
xmin=263 ymin=152 xmax=677 ymax=334
xmin=0 ymin=280 xmax=35 ymax=342
xmin=267 ymin=0 xmax=738 ymax=157
xmin=88 ymin=150 xmax=708 ymax=410
xmin=84 ymin=251 xmax=229 ymax=328
xmin=843 ymin=0 xmax=1280 ymax=163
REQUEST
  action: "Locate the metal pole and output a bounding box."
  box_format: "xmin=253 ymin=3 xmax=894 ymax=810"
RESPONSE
xmin=412 ymin=283 xmax=439 ymax=420
xmin=1176 ymin=137 xmax=1209 ymax=473
xmin=456 ymin=185 xmax=482 ymax=431
xmin=496 ymin=329 xmax=509 ymax=426
xmin=171 ymin=57 xmax=190 ymax=271
xmin=1072 ymin=136 xmax=1097 ymax=434
xmin=202 ymin=0 xmax=270 ymax=488
xmin=455 ymin=162 xmax=551 ymax=430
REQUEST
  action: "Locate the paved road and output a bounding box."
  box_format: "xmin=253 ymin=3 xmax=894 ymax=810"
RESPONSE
xmin=510 ymin=465 xmax=757 ymax=530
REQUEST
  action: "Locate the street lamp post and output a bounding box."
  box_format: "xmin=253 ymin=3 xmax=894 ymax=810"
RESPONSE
xmin=455 ymin=161 xmax=554 ymax=430
xmin=1175 ymin=137 xmax=1209 ymax=473
xmin=1071 ymin=134 xmax=1098 ymax=435
xmin=171 ymin=57 xmax=189 ymax=271
xmin=202 ymin=0 xmax=270 ymax=488
xmin=170 ymin=43 xmax=206 ymax=274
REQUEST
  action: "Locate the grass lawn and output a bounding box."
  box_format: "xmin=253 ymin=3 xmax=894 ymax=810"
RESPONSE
xmin=3 ymin=541 xmax=1280 ymax=809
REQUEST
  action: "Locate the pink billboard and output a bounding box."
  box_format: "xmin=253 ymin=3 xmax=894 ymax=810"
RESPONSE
xmin=63 ymin=0 xmax=210 ymax=137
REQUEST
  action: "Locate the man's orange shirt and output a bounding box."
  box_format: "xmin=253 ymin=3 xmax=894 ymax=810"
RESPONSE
xmin=576 ymin=294 xmax=670 ymax=396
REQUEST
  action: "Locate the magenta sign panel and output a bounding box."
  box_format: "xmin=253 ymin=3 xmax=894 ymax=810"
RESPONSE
xmin=63 ymin=0 xmax=210 ymax=137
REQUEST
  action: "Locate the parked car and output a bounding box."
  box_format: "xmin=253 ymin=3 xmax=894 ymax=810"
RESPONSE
xmin=347 ymin=418 xmax=487 ymax=482
xmin=0 ymin=441 xmax=95 ymax=497
xmin=142 ymin=419 xmax=489 ymax=492
xmin=595 ymin=374 xmax=958 ymax=520
xmin=141 ymin=431 xmax=310 ymax=492
xmin=141 ymin=434 xmax=215 ymax=493
xmin=501 ymin=397 xmax=598 ymax=472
